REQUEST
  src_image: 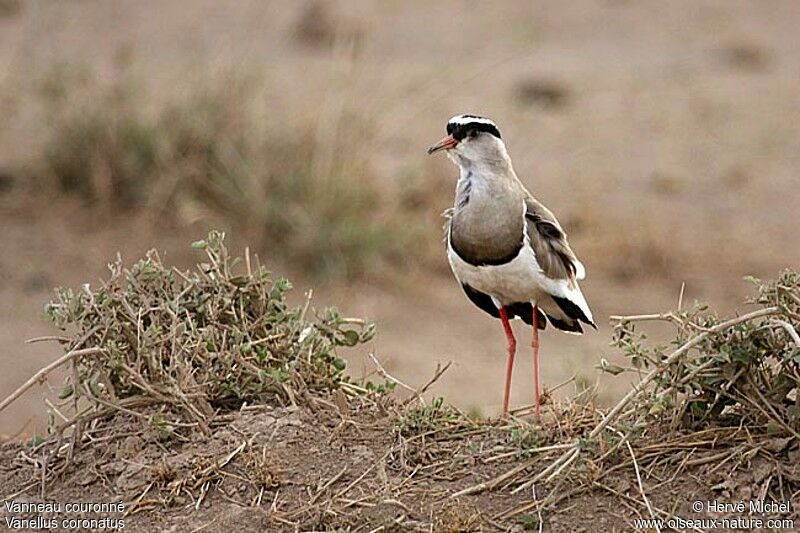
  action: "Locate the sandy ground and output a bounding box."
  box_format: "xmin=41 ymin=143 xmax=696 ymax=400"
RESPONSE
xmin=2 ymin=0 xmax=800 ymax=436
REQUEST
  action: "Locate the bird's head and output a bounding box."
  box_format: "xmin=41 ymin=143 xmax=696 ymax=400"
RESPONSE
xmin=427 ymin=114 xmax=508 ymax=170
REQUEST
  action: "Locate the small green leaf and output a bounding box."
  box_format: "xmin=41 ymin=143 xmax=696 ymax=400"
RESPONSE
xmin=342 ymin=330 xmax=361 ymax=346
xmin=518 ymin=515 xmax=539 ymax=530
xmin=266 ymin=368 xmax=290 ymax=383
xmin=598 ymin=358 xmax=625 ymax=375
xmin=27 ymin=435 xmax=46 ymax=448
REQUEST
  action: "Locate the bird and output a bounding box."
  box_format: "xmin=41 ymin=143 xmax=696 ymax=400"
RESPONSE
xmin=427 ymin=114 xmax=595 ymax=419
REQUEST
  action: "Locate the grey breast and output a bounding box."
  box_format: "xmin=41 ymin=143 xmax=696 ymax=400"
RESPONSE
xmin=449 ymin=176 xmax=525 ymax=266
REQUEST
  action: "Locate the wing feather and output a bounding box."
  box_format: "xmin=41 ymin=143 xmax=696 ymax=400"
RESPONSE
xmin=524 ymin=197 xmax=583 ymax=282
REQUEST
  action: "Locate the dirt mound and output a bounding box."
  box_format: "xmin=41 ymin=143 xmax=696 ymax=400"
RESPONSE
xmin=2 ymin=398 xmax=799 ymax=531
xmin=2 ymin=237 xmax=799 ymax=530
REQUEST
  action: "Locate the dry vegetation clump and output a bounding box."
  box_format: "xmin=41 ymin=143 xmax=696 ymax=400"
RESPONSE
xmin=419 ymin=271 xmax=800 ymax=525
xmin=513 ymin=77 xmax=571 ymax=110
xmin=292 ymin=0 xmax=338 ymax=49
xmin=3 ymin=266 xmax=800 ymax=530
xmin=0 ymin=0 xmax=21 ymax=18
xmin=43 ymin=231 xmax=376 ymax=442
xmin=32 ymin=65 xmax=427 ymax=280
xmin=608 ymin=269 xmax=800 ymax=434
xmin=718 ymin=41 xmax=772 ymax=72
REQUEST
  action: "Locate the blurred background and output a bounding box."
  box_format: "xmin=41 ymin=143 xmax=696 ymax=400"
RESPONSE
xmin=1 ymin=0 xmax=799 ymax=436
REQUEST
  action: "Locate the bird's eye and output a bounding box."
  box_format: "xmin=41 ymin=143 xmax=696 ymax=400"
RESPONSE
xmin=468 ymin=129 xmax=478 ymax=138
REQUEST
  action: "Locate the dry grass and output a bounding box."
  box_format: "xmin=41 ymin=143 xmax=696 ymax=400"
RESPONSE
xmin=31 ymin=65 xmax=431 ymax=280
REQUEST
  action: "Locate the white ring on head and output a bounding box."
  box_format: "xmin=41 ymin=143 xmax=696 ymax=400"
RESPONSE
xmin=448 ymin=115 xmax=497 ymax=128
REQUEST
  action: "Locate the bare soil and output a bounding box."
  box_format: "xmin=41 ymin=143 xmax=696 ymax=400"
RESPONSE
xmin=2 ymin=398 xmax=798 ymax=531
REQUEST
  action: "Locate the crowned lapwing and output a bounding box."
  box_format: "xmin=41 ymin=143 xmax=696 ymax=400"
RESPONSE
xmin=428 ymin=114 xmax=595 ymax=418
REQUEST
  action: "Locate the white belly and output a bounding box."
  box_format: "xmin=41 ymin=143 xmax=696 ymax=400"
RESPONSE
xmin=447 ymin=241 xmax=548 ymax=306
xmin=447 ymin=237 xmax=594 ymax=325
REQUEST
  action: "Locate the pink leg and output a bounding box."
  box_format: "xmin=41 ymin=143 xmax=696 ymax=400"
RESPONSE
xmin=498 ymin=307 xmax=516 ymax=418
xmin=532 ymin=305 xmax=541 ymax=419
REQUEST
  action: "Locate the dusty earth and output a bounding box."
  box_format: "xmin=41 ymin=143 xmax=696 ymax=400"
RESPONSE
xmin=2 ymin=396 xmax=799 ymax=532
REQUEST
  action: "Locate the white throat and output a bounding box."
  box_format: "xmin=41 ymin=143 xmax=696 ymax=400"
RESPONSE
xmin=447 ymin=145 xmax=513 ymax=179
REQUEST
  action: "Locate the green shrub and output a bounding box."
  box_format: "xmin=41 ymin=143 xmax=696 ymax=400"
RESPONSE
xmin=608 ymin=269 xmax=800 ymax=432
xmin=46 ymin=231 xmax=376 ymax=437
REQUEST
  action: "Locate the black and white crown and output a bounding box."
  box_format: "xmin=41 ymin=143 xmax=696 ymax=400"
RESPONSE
xmin=446 ymin=114 xmax=502 ymax=141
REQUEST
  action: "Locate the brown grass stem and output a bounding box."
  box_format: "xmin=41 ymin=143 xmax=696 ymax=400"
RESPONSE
xmin=0 ymin=347 xmax=104 ymax=414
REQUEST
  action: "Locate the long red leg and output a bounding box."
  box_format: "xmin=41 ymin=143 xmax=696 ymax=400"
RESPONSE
xmin=498 ymin=307 xmax=516 ymax=418
xmin=532 ymin=305 xmax=541 ymax=418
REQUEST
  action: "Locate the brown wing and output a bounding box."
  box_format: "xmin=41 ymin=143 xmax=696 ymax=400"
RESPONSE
xmin=524 ymin=196 xmax=580 ymax=281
